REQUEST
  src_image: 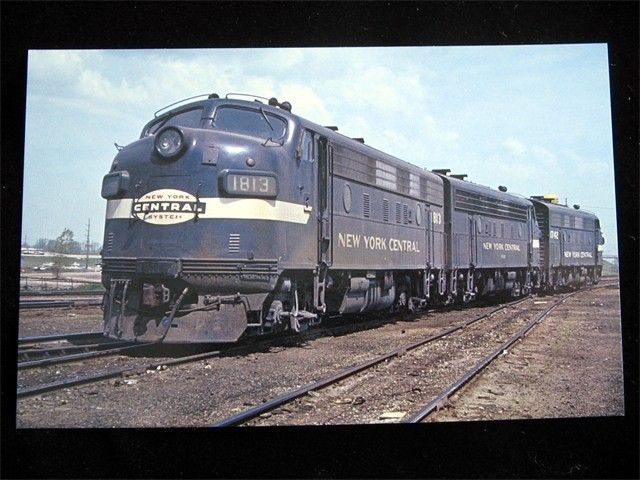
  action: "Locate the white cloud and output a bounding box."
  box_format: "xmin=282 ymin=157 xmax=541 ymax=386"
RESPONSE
xmin=502 ymin=139 xmax=557 ymax=167
xmin=78 ymin=70 xmax=148 ymax=104
xmin=531 ymin=145 xmax=557 ymax=167
xmin=333 ymin=65 xmax=426 ymax=113
xmin=279 ymin=83 xmax=333 ymax=124
xmin=564 ymin=149 xmax=611 ymax=176
xmin=150 ymin=59 xmax=224 ymax=97
xmin=422 ymin=115 xmax=459 ymax=143
xmin=483 ymin=155 xmax=537 ymax=183
xmin=278 ymin=48 xmax=305 ymax=68
xmin=28 ymin=50 xmax=84 ymax=79
xmin=503 ymin=138 xmax=527 ymax=156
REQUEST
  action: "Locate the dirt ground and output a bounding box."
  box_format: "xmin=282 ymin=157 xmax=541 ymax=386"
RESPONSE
xmin=427 ymin=285 xmax=624 ymax=421
xmin=18 ymin=307 xmax=104 ymax=337
xmin=15 ymin=284 xmax=623 ymax=427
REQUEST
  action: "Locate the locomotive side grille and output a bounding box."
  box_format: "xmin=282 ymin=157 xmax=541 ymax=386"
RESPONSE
xmin=228 ymin=233 xmax=240 ymax=253
xmin=403 ymin=204 xmax=408 ymax=224
xmin=106 ymin=232 xmax=114 ymax=254
xmin=332 ymin=143 xmax=443 ymax=205
xmin=455 ymin=190 xmax=528 ymax=221
xmin=383 ymin=198 xmax=389 ymax=222
xmin=102 ymin=257 xmax=279 ymax=277
xmin=363 ymin=193 xmax=370 ymax=218
xmin=534 ymin=208 xmax=548 ymax=268
xmin=395 ymin=202 xmax=401 ymax=224
xmin=181 ymin=259 xmax=278 ymax=275
xmin=102 ymin=257 xmax=136 ymax=274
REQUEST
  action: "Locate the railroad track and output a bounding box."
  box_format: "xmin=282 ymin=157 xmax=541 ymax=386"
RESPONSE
xmin=18 ymin=331 xmax=105 ymax=346
xmin=20 ymin=299 xmax=103 ymax=309
xmin=16 ymin=333 xmax=302 ymax=399
xmin=17 ymin=282 xmax=617 ymax=403
xmin=14 ymin=301 xmax=461 ymax=399
xmin=17 ymin=341 xmax=144 ymax=369
xmin=20 ymin=289 xmax=105 ymax=296
xmin=210 ymin=283 xmax=616 ymax=426
xmin=403 ymin=289 xmax=583 ymax=423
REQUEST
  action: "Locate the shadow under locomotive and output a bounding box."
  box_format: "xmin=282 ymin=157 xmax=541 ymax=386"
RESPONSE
xmin=106 ymin=290 xmax=531 ymax=360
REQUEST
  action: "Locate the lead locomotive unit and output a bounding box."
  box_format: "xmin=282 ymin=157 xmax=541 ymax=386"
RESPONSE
xmin=100 ymin=93 xmax=604 ymax=343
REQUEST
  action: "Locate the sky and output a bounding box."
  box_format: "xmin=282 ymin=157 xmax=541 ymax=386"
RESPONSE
xmin=23 ymin=45 xmax=618 ymax=256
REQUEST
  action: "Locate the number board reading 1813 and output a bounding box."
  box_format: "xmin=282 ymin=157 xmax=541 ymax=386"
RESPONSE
xmin=221 ymin=171 xmax=278 ymax=198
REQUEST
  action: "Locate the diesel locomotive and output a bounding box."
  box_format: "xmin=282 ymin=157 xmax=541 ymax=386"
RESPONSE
xmin=100 ymin=93 xmax=604 ymax=343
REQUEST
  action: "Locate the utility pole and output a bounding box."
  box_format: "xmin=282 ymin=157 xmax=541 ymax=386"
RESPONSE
xmin=85 ymin=218 xmax=91 ymax=270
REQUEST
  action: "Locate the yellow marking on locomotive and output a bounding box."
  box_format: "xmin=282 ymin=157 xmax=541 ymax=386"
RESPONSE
xmin=106 ymin=198 xmax=312 ymax=224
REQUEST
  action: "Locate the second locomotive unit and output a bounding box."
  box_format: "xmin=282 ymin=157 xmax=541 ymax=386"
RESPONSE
xmin=100 ymin=93 xmax=604 ymax=343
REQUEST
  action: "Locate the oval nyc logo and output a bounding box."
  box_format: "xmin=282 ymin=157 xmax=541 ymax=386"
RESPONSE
xmin=132 ymin=189 xmax=205 ymax=225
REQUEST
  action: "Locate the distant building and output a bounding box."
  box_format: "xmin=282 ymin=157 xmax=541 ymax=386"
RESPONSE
xmin=21 ymin=247 xmax=45 ymax=255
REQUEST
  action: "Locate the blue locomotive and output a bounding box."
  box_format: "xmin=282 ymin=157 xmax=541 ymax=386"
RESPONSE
xmin=100 ymin=93 xmax=604 ymax=343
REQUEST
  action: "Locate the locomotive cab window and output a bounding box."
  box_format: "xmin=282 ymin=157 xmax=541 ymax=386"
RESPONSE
xmin=146 ymin=107 xmax=204 ymax=136
xmin=300 ymin=130 xmax=315 ymax=162
xmin=213 ymin=106 xmax=287 ymax=141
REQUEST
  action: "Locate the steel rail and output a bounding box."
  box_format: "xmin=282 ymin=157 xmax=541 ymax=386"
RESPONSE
xmin=15 ymin=318 xmax=400 ymax=398
xmin=17 ymin=283 xmax=617 ymax=401
xmin=20 ymin=299 xmax=103 ymax=309
xmin=18 ymin=341 xmax=129 ymax=363
xmin=18 ymin=331 xmax=105 ymax=346
xmin=17 ymin=343 xmax=148 ymax=370
xmin=16 ymin=349 xmax=229 ymax=398
xmin=403 ymin=287 xmax=604 ymax=423
xmin=20 ymin=290 xmax=105 ymax=296
xmin=209 ymin=296 xmax=533 ymax=427
xmin=14 ymin=302 xmax=471 ymax=400
xmin=16 ymin=322 xmax=349 ymax=399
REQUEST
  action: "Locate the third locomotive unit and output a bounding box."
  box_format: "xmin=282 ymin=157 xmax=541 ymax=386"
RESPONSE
xmin=100 ymin=93 xmax=605 ymax=343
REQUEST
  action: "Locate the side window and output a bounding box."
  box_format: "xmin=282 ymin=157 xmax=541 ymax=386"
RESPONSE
xmin=301 ymin=130 xmax=315 ymax=162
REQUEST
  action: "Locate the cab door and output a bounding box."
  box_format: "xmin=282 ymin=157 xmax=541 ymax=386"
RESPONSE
xmin=313 ymin=136 xmax=332 ymax=312
xmin=425 ymin=205 xmax=433 ymax=266
xmin=297 ymin=129 xmax=318 ymax=266
xmin=317 ymin=136 xmax=333 ymax=266
xmin=469 ymin=216 xmax=478 ymax=267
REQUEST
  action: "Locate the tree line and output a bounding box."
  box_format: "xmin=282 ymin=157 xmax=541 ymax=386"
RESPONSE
xmin=23 ymin=228 xmax=102 ymax=255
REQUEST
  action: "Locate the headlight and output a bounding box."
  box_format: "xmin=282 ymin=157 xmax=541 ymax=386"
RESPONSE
xmin=101 ymin=170 xmax=130 ymax=199
xmin=155 ymin=127 xmax=184 ymax=158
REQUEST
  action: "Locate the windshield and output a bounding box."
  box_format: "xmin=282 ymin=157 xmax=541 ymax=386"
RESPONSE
xmin=213 ymin=106 xmax=287 ymax=141
xmin=145 ymin=107 xmax=204 ymax=136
